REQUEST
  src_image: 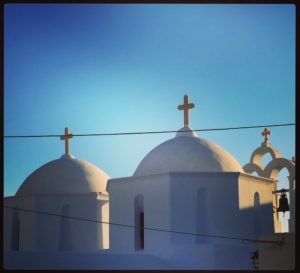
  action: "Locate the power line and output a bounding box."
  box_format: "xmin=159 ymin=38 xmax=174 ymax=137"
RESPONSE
xmin=4 ymin=206 xmax=283 ymax=246
xmin=4 ymin=123 xmax=295 ymax=139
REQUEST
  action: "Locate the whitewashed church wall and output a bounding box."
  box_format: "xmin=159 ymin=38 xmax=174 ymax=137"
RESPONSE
xmin=168 ymin=173 xmax=240 ymax=245
xmin=4 ymin=197 xmax=18 ymax=251
xmin=205 ymin=174 xmax=241 ymax=241
xmin=62 ymin=193 xmax=99 ymax=251
xmin=4 ymin=193 xmax=36 ymax=251
xmin=107 ymin=174 xmax=172 ymax=257
xmin=4 ymin=192 xmax=109 ymax=252
xmin=99 ymin=200 xmax=109 ymax=249
xmin=238 ymin=174 xmax=275 ymax=236
xmin=34 ymin=192 xmax=103 ymax=251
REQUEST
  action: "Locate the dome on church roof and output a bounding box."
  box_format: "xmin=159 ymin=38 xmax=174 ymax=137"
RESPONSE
xmin=16 ymin=156 xmax=109 ymax=197
xmin=133 ymin=127 xmax=243 ymax=176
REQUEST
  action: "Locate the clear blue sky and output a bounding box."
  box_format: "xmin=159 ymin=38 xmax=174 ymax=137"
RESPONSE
xmin=4 ymin=4 xmax=295 ymax=200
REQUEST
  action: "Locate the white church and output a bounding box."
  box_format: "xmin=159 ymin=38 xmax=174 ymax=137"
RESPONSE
xmin=4 ymin=95 xmax=295 ymax=269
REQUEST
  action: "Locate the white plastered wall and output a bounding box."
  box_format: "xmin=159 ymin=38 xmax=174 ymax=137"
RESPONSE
xmin=4 ymin=192 xmax=109 ymax=252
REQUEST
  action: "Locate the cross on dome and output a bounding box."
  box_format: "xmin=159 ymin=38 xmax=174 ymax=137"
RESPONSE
xmin=177 ymin=95 xmax=195 ymax=127
xmin=60 ymin=127 xmax=73 ymax=156
xmin=261 ymin=128 xmax=270 ymax=142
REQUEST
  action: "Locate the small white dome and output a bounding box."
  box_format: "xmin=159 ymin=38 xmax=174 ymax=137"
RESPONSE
xmin=134 ymin=130 xmax=243 ymax=176
xmin=16 ymin=157 xmax=109 ymax=196
xmin=176 ymin=126 xmax=198 ymax=137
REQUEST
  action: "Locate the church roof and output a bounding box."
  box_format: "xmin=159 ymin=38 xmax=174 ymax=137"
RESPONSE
xmin=16 ymin=156 xmax=109 ymax=196
xmin=134 ymin=95 xmax=243 ymax=176
xmin=16 ymin=127 xmax=109 ymax=197
xmin=133 ymin=127 xmax=243 ymax=176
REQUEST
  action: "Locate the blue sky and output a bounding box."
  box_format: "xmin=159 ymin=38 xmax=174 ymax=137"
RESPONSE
xmin=4 ymin=4 xmax=295 ymax=203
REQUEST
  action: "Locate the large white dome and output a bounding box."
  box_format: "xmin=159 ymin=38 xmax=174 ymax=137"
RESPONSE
xmin=16 ymin=156 xmax=109 ymax=196
xmin=134 ymin=128 xmax=243 ymax=176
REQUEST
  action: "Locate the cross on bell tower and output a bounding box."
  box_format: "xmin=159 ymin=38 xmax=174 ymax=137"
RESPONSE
xmin=60 ymin=127 xmax=73 ymax=156
xmin=177 ymin=95 xmax=195 ymax=127
xmin=261 ymin=128 xmax=271 ymax=142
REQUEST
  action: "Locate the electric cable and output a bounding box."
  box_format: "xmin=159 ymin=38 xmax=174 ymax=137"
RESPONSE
xmin=4 ymin=206 xmax=283 ymax=246
xmin=4 ymin=123 xmax=295 ymax=138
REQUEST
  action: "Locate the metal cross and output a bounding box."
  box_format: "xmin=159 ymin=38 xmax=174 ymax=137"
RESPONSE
xmin=177 ymin=95 xmax=195 ymax=127
xmin=261 ymin=128 xmax=271 ymax=141
xmin=60 ymin=127 xmax=73 ymax=156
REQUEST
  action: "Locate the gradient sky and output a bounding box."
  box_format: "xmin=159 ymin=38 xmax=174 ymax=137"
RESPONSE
xmin=4 ymin=2 xmax=295 ymax=218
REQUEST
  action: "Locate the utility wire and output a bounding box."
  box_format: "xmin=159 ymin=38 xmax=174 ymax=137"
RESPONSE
xmin=4 ymin=206 xmax=283 ymax=246
xmin=3 ymin=123 xmax=295 ymax=138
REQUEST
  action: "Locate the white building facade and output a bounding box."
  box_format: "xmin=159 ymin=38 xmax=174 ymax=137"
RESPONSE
xmin=4 ymin=129 xmax=110 ymax=253
xmin=4 ymin=96 xmax=294 ymax=269
xmin=107 ymin=123 xmax=275 ymax=269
